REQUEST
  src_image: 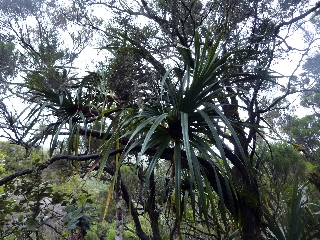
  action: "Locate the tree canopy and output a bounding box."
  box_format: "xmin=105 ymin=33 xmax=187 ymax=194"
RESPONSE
xmin=1 ymin=0 xmax=320 ymax=239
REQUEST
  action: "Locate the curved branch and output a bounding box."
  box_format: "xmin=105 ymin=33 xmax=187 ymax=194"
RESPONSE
xmin=0 ymin=154 xmax=99 ymax=186
xmin=121 ymin=180 xmax=151 ymax=240
xmin=274 ymin=2 xmax=320 ymax=35
xmin=1 ymin=144 xmax=239 ymax=216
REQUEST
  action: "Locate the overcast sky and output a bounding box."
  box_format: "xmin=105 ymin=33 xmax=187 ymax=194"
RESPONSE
xmin=1 ymin=1 xmax=319 ymax=146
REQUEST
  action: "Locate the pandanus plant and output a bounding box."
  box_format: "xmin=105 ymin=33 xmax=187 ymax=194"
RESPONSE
xmin=98 ymin=32 xmax=263 ymax=238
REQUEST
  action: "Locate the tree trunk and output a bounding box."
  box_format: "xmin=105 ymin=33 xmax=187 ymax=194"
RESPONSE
xmin=148 ymin=171 xmax=162 ymax=240
xmin=115 ymin=173 xmax=123 ymax=240
xmin=240 ymin=182 xmax=262 ymax=239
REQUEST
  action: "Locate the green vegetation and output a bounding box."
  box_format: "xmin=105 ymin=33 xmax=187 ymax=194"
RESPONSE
xmin=1 ymin=0 xmax=320 ymax=239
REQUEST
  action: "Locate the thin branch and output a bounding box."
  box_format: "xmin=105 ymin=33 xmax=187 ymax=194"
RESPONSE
xmin=274 ymin=2 xmax=320 ymax=35
xmin=121 ymin=179 xmax=150 ymax=240
xmin=0 ymin=154 xmax=100 ymax=186
xmin=0 ymin=142 xmax=239 ymax=216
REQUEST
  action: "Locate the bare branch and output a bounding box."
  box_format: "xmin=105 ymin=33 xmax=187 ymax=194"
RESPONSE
xmin=0 ymin=154 xmax=100 ymax=186
xmin=274 ymin=2 xmax=320 ymax=35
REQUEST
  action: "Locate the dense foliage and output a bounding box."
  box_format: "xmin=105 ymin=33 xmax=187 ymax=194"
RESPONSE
xmin=1 ymin=0 xmax=320 ymax=239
